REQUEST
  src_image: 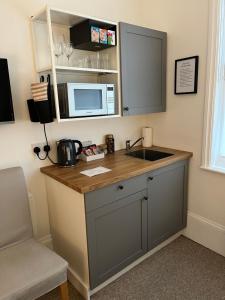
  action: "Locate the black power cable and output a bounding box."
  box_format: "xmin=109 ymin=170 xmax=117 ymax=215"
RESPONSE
xmin=33 ymin=146 xmax=48 ymax=160
xmin=43 ymin=124 xmax=57 ymax=165
xmin=33 ymin=124 xmax=57 ymax=165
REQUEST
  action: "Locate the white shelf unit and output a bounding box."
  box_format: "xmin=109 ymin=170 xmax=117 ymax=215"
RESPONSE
xmin=31 ymin=7 xmax=121 ymax=122
xmin=55 ymin=66 xmax=119 ymax=74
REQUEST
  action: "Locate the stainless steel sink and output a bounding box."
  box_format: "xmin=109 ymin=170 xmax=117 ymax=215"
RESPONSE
xmin=126 ymin=149 xmax=173 ymax=161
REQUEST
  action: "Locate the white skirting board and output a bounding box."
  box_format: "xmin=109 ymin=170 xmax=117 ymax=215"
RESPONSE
xmin=38 ymin=234 xmax=53 ymax=249
xmin=68 ymin=267 xmax=90 ymax=300
xmin=184 ymin=211 xmax=225 ymax=257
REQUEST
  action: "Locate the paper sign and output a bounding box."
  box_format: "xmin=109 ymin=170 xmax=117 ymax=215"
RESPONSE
xmin=80 ymin=166 xmax=111 ymax=177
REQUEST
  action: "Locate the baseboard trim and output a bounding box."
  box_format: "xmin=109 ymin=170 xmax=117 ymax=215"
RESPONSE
xmin=184 ymin=211 xmax=225 ymax=257
xmin=68 ymin=267 xmax=90 ymax=300
xmin=38 ymin=234 xmax=53 ymax=249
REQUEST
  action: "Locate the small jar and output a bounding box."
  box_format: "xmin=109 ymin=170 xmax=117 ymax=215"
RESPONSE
xmin=105 ymin=134 xmax=115 ymax=154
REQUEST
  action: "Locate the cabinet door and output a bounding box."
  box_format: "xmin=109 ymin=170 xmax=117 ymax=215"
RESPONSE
xmin=120 ymin=22 xmax=167 ymax=116
xmin=86 ymin=190 xmax=148 ymax=289
xmin=147 ymin=161 xmax=188 ymax=250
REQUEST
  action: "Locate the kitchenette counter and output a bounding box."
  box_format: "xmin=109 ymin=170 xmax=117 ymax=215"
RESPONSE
xmin=40 ymin=146 xmax=192 ymax=194
xmin=41 ymin=146 xmax=192 ymax=294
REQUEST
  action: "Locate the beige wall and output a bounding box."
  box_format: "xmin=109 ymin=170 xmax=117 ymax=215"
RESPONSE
xmin=141 ymin=0 xmax=225 ymax=254
xmin=0 ymin=0 xmax=147 ymax=239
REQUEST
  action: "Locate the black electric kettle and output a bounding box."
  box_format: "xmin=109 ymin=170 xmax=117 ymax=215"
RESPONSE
xmin=57 ymin=139 xmax=83 ymax=167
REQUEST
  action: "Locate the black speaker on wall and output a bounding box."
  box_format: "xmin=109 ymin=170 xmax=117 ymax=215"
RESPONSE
xmin=0 ymin=58 xmax=15 ymax=123
xmin=35 ymin=100 xmax=53 ymax=124
xmin=27 ymin=99 xmax=39 ymax=122
xmin=28 ymin=74 xmax=55 ymax=124
xmin=27 ymin=99 xmax=53 ymax=124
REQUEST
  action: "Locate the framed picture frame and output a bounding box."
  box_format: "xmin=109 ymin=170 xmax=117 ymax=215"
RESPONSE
xmin=174 ymin=56 xmax=199 ymax=94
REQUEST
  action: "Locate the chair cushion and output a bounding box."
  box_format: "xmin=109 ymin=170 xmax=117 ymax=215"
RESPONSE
xmin=0 ymin=239 xmax=68 ymax=300
xmin=0 ymin=167 xmax=33 ymax=249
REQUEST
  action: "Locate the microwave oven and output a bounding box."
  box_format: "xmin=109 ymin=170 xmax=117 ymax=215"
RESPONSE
xmin=57 ymin=83 xmax=115 ymax=118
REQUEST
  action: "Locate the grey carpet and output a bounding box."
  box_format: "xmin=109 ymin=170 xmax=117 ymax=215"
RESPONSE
xmin=38 ymin=236 xmax=225 ymax=300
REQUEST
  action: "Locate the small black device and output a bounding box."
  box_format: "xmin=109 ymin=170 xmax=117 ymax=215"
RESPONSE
xmin=27 ymin=99 xmax=41 ymax=122
xmin=27 ymin=74 xmax=55 ymax=124
xmin=57 ymin=139 xmax=83 ymax=167
xmin=0 ymin=58 xmax=14 ymax=123
xmin=35 ymin=100 xmax=53 ymax=124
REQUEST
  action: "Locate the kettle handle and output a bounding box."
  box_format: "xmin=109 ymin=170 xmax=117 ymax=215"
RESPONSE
xmin=73 ymin=140 xmax=83 ymax=155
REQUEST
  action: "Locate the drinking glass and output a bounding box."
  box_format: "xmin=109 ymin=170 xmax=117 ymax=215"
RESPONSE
xmin=90 ymin=54 xmax=97 ymax=69
xmin=54 ymin=43 xmax=63 ymax=65
xmin=96 ymin=52 xmax=101 ymax=69
xmin=101 ymin=54 xmax=109 ymax=69
xmin=63 ymin=43 xmax=73 ymax=66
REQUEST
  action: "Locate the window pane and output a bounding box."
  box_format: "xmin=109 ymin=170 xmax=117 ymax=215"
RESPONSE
xmin=210 ymin=0 xmax=225 ymax=168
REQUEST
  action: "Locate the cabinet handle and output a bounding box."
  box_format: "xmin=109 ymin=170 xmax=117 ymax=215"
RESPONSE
xmin=118 ymin=185 xmax=124 ymax=190
xmin=144 ymin=196 xmax=148 ymax=200
xmin=123 ymin=107 xmax=129 ymax=111
xmin=148 ymin=176 xmax=154 ymax=181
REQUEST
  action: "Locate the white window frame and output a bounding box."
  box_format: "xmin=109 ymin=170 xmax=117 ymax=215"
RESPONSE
xmin=201 ymin=0 xmax=225 ymax=174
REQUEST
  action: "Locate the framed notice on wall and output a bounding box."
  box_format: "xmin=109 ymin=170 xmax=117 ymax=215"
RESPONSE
xmin=174 ymin=56 xmax=199 ymax=94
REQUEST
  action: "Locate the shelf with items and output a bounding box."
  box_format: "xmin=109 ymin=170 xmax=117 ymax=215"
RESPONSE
xmin=52 ymin=31 xmax=118 ymax=71
xmin=36 ymin=65 xmax=119 ymax=75
xmin=31 ymin=7 xmax=121 ymax=122
xmin=55 ymin=70 xmax=120 ymax=120
xmin=55 ymin=66 xmax=119 ymax=74
xmin=58 ymin=114 xmax=121 ymax=122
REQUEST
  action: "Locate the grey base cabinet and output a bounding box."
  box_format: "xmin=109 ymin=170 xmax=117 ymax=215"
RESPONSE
xmin=147 ymin=161 xmax=188 ymax=250
xmin=120 ymin=22 xmax=167 ymax=116
xmin=85 ymin=160 xmax=188 ymax=289
xmin=86 ymin=189 xmax=148 ymax=289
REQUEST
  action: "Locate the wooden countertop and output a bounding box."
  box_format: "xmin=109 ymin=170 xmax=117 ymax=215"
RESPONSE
xmin=40 ymin=146 xmax=192 ymax=194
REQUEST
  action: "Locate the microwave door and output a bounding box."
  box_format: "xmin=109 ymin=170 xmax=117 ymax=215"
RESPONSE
xmin=68 ymin=84 xmax=108 ymax=117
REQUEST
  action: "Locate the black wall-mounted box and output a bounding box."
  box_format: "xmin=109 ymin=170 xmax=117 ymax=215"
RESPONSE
xmin=70 ymin=19 xmax=116 ymax=52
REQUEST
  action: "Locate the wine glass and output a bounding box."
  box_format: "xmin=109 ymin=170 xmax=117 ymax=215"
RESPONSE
xmin=54 ymin=43 xmax=63 ymax=65
xmin=101 ymin=53 xmax=109 ymax=69
xmin=96 ymin=52 xmax=100 ymax=69
xmin=63 ymin=43 xmax=73 ymax=66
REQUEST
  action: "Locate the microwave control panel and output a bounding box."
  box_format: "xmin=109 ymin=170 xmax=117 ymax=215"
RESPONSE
xmin=106 ymin=84 xmax=115 ymax=115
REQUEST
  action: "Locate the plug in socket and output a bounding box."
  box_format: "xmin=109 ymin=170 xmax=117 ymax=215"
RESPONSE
xmin=31 ymin=143 xmax=46 ymax=156
xmin=43 ymin=145 xmax=51 ymax=153
xmin=33 ymin=146 xmax=41 ymax=154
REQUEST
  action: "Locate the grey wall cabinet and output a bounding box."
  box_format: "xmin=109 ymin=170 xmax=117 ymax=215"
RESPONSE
xmin=86 ymin=189 xmax=148 ymax=289
xmin=147 ymin=161 xmax=188 ymax=250
xmin=120 ymin=22 xmax=167 ymax=116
